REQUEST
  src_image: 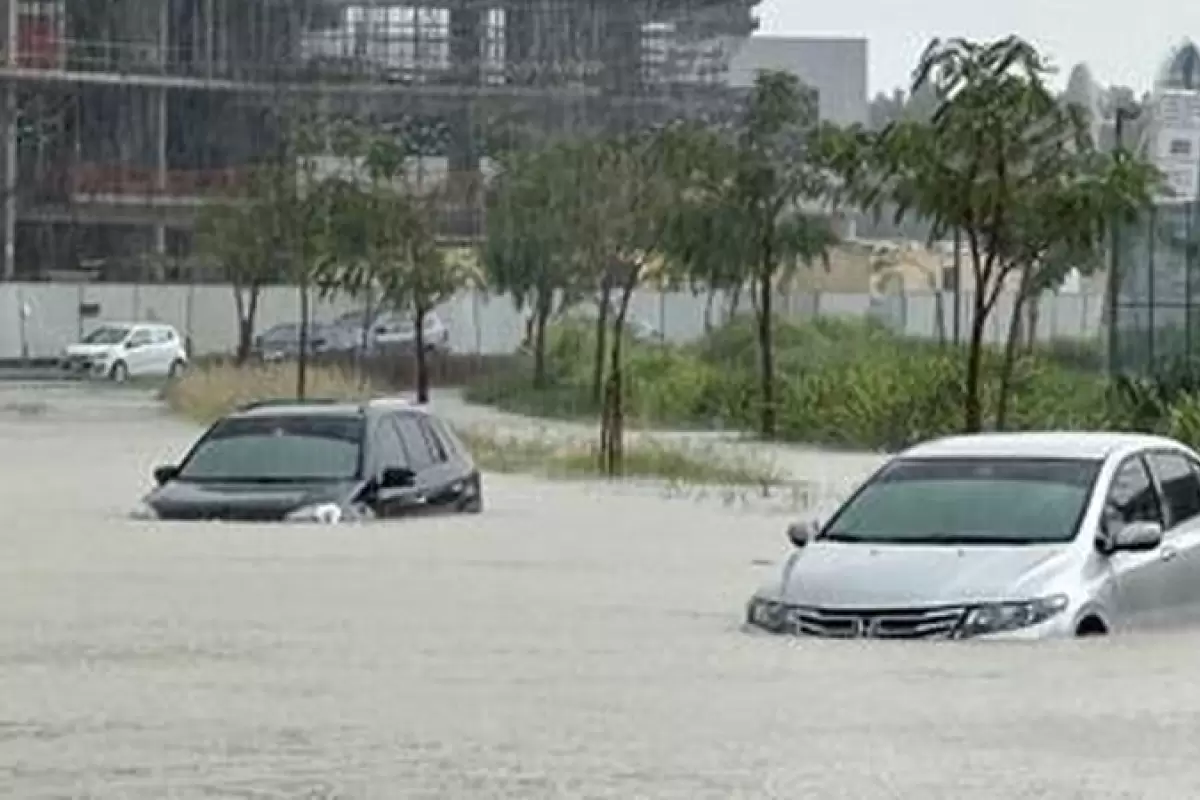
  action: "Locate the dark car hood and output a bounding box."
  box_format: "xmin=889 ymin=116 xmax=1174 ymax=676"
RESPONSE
xmin=146 ymin=479 xmax=362 ymax=521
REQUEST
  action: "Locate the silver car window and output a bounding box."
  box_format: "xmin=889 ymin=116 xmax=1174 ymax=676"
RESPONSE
xmin=1105 ymin=456 xmax=1163 ymax=531
xmin=1147 ymin=451 xmax=1200 ymax=529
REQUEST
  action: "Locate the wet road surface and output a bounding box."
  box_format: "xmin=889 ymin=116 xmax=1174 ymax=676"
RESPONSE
xmin=0 ymin=384 xmax=1198 ymax=798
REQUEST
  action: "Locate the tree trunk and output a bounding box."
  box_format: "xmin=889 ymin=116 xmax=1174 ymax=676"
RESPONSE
xmin=532 ymin=285 xmax=552 ymax=389
xmin=600 ymin=279 xmax=637 ymax=478
xmin=358 ymin=287 xmax=374 ymax=389
xmin=296 ymin=280 xmax=309 ymax=400
xmin=964 ymin=291 xmax=988 ymax=432
xmin=931 ymin=279 xmax=947 ymax=348
xmin=728 ymin=284 xmax=742 ymax=319
xmin=1024 ymin=294 xmax=1040 ymax=353
xmin=995 ymin=273 xmax=1033 ymax=430
xmin=703 ymin=288 xmax=716 ymax=333
xmin=236 ymin=316 xmax=254 ymax=365
xmin=591 ymin=281 xmax=612 ymax=406
xmin=756 ymin=269 xmax=776 ymax=439
xmin=414 ymin=305 xmax=430 ymax=404
xmin=232 ymin=284 xmax=260 ymax=365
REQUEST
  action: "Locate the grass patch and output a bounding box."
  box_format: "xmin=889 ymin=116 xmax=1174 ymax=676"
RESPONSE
xmin=465 ymin=316 xmax=1120 ymax=451
xmin=457 ymin=427 xmax=785 ymax=487
xmin=163 ymin=361 xmax=374 ymax=424
xmin=163 ymin=360 xmax=783 ymax=486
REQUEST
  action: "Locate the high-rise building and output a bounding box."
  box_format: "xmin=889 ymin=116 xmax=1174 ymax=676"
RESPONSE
xmin=0 ymin=0 xmax=758 ymax=281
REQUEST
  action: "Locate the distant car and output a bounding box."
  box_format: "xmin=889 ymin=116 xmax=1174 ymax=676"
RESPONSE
xmin=746 ymin=431 xmax=1200 ymax=641
xmin=323 ymin=310 xmax=451 ymax=356
xmin=627 ymin=317 xmax=665 ymax=343
xmin=61 ymin=322 xmax=188 ymax=382
xmin=252 ymin=322 xmax=332 ymax=361
xmin=135 ymin=397 xmax=483 ymax=522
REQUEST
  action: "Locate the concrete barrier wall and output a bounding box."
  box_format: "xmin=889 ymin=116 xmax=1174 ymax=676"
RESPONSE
xmin=0 ymin=282 xmax=1106 ymax=360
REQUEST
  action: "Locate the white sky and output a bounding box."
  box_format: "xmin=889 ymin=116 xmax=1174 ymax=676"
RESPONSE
xmin=757 ymin=0 xmax=1193 ymax=94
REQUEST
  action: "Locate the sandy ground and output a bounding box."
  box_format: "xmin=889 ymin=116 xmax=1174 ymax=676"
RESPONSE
xmin=3 ymin=384 xmax=1200 ymax=798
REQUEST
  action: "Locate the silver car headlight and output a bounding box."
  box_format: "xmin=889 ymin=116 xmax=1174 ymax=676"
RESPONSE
xmin=745 ymin=596 xmax=788 ymax=631
xmin=284 ymin=503 xmax=343 ymax=524
xmin=959 ymin=594 xmax=1069 ymax=638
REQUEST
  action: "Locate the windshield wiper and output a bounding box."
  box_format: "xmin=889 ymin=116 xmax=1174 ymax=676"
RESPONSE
xmin=821 ymin=532 xmax=1052 ymax=546
xmin=913 ymin=534 xmax=1051 ymax=546
xmin=182 ymin=476 xmax=339 ymax=485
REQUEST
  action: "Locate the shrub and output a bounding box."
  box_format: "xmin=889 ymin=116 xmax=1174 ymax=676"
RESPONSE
xmin=466 ymin=315 xmax=1155 ymax=452
xmin=1166 ymin=393 xmax=1200 ymax=448
xmin=164 ymin=361 xmax=372 ymax=423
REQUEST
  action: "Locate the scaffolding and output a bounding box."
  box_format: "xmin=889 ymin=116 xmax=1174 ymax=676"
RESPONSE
xmin=0 ymin=0 xmax=758 ymax=281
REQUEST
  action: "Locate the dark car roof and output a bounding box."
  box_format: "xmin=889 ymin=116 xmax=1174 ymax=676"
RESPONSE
xmin=228 ymin=397 xmax=431 ymax=420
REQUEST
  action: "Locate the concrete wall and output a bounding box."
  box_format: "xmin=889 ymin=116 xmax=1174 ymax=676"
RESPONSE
xmin=0 ymin=282 xmax=1106 ymax=361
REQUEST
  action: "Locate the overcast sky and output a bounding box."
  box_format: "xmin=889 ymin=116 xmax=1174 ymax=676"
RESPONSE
xmin=758 ymin=0 xmax=1194 ymax=94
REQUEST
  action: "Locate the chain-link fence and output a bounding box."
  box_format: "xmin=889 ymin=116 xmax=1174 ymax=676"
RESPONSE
xmin=1114 ymin=202 xmax=1200 ymax=374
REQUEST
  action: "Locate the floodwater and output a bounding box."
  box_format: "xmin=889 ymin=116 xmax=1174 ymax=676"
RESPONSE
xmin=1 ymin=384 xmax=1199 ymax=799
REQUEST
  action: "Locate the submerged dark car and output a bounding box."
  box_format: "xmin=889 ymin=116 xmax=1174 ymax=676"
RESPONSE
xmin=136 ymin=398 xmax=483 ymax=522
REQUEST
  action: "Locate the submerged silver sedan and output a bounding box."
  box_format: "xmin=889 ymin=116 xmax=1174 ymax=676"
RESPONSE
xmin=747 ymin=432 xmax=1200 ymax=640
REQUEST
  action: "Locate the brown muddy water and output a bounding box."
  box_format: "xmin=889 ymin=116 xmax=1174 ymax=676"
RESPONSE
xmin=0 ymin=384 xmax=1197 ymax=799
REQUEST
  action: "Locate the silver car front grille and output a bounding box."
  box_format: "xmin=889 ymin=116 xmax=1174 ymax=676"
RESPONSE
xmin=785 ymin=605 xmax=967 ymax=639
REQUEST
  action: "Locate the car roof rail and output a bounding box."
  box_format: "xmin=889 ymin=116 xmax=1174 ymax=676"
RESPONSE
xmin=235 ymin=397 xmax=346 ymax=412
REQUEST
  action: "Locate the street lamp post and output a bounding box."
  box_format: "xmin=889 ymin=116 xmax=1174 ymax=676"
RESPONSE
xmin=1107 ymin=106 xmax=1140 ymax=382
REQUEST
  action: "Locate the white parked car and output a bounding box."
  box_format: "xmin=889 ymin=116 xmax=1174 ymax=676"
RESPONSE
xmin=61 ymin=322 xmax=188 ymax=382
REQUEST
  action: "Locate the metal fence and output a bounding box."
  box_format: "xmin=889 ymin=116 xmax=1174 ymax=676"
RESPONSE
xmin=0 ymin=281 xmax=1106 ymax=361
xmin=1115 ymin=202 xmax=1200 ymax=373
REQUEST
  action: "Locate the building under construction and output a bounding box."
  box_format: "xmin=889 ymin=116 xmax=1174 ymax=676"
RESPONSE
xmin=0 ymin=0 xmax=759 ymax=281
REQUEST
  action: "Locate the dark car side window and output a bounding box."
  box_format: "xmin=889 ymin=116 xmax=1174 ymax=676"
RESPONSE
xmin=1147 ymin=451 xmax=1200 ymax=529
xmin=419 ymin=418 xmax=449 ymax=463
xmin=394 ymin=414 xmax=436 ymax=471
xmin=374 ymin=417 xmax=409 ymax=471
xmin=1105 ymin=456 xmax=1163 ymax=532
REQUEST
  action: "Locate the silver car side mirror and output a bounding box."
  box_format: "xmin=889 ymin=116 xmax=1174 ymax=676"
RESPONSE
xmin=1105 ymin=520 xmax=1164 ymax=554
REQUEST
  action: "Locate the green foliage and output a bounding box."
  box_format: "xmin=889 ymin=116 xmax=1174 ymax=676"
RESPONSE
xmin=817 ymin=35 xmax=1159 ymax=432
xmin=468 ymin=317 xmax=1144 ymax=452
xmin=1166 ymin=394 xmax=1200 ymax=448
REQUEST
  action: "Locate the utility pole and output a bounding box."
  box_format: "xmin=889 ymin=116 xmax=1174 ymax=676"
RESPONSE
xmin=1107 ymin=106 xmax=1140 ymax=381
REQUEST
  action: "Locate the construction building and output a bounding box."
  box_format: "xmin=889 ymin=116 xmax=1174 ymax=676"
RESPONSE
xmin=0 ymin=0 xmax=759 ymax=282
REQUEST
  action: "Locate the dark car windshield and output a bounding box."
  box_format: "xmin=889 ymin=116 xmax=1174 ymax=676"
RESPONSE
xmin=83 ymin=325 xmax=130 ymax=344
xmin=177 ymin=414 xmax=364 ymax=483
xmin=822 ymin=457 xmax=1101 ymax=545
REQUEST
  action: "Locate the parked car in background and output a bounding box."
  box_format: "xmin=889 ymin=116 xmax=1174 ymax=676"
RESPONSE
xmin=135 ymin=397 xmax=483 ymax=522
xmin=325 ymin=309 xmax=451 ymax=356
xmin=374 ymin=311 xmax=450 ymax=354
xmin=747 ymin=431 xmax=1200 ymax=641
xmin=252 ymin=322 xmax=333 ymax=362
xmin=61 ymin=322 xmax=188 ymax=382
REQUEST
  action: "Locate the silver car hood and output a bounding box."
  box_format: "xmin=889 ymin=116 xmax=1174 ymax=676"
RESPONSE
xmin=775 ymin=541 xmax=1073 ymax=608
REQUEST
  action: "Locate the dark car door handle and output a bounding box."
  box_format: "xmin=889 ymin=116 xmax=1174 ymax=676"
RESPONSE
xmin=1161 ymin=546 xmax=1179 ymax=562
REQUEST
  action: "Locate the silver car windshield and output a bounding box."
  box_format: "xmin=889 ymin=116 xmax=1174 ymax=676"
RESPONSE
xmin=822 ymin=457 xmax=1102 ymax=545
xmin=83 ymin=325 xmax=130 ymax=344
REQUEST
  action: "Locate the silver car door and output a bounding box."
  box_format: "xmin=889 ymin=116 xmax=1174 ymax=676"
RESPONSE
xmin=123 ymin=327 xmax=156 ymax=376
xmin=1107 ymin=453 xmax=1175 ymax=631
xmin=1144 ymin=450 xmax=1200 ymax=626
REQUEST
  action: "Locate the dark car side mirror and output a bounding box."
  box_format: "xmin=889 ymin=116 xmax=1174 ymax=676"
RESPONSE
xmin=787 ymin=520 xmax=818 ymax=548
xmin=153 ymin=465 xmax=179 ymax=485
xmin=380 ymin=467 xmax=416 ymax=488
